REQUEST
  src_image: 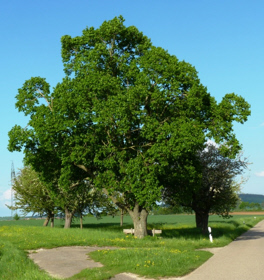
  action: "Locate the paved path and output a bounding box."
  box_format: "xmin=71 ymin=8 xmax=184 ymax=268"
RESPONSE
xmin=180 ymin=219 xmax=264 ymax=280
xmin=28 ymin=246 xmax=116 ymax=278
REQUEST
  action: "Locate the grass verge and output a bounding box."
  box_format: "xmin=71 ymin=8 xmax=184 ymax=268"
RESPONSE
xmin=0 ymin=240 xmax=53 ymax=280
xmin=0 ymin=214 xmax=263 ymax=279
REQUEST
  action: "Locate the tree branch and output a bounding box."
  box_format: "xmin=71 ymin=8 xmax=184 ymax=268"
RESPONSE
xmin=37 ymin=89 xmax=53 ymax=112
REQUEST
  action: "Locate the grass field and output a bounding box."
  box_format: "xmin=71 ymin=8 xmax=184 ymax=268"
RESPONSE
xmin=0 ymin=214 xmax=263 ymax=279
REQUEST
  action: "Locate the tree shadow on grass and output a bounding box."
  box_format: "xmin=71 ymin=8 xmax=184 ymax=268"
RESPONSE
xmin=161 ymin=227 xmax=204 ymax=239
xmin=67 ymin=219 xmax=253 ymax=242
xmin=210 ymin=224 xmax=253 ymax=240
xmin=69 ymin=222 xmax=134 ymax=231
xmin=70 ymin=220 xmax=171 ymax=231
xmin=210 ymin=220 xmax=240 ymax=227
xmin=148 ymin=222 xmax=168 ymax=229
xmin=161 ymin=220 xmax=252 ymax=241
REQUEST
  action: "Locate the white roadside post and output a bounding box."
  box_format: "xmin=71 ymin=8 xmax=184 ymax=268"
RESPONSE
xmin=208 ymin=227 xmax=213 ymax=243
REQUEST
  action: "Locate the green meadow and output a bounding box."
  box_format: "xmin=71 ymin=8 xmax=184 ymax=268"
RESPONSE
xmin=0 ymin=214 xmax=263 ymax=280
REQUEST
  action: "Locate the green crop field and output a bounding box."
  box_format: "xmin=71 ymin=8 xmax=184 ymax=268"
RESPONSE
xmin=0 ymin=214 xmax=263 ymax=280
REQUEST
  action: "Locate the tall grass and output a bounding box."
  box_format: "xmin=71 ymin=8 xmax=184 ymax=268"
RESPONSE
xmin=0 ymin=240 xmax=53 ymax=280
xmin=0 ymin=214 xmax=263 ymax=279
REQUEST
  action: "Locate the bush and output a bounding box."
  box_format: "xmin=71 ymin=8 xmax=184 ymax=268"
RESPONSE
xmin=13 ymin=213 xmax=20 ymax=221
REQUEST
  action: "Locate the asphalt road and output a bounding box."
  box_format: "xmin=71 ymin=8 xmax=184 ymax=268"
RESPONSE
xmin=180 ymin=219 xmax=264 ymax=280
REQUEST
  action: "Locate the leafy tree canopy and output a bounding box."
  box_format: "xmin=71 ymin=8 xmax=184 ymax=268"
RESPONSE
xmin=6 ymin=166 xmax=56 ymax=226
xmin=162 ymin=143 xmax=249 ymax=233
xmin=8 ymin=16 xmax=250 ymax=237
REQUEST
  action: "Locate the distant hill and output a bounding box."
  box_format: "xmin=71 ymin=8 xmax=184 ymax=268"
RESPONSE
xmin=239 ymin=194 xmax=264 ymax=204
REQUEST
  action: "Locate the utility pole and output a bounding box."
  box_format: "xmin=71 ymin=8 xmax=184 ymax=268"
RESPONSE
xmin=11 ymin=162 xmax=15 ymax=219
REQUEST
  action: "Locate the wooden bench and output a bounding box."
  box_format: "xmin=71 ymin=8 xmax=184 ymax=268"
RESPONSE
xmin=123 ymin=228 xmax=162 ymax=236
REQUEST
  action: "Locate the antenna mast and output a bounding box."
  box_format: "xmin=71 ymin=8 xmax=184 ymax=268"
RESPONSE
xmin=11 ymin=162 xmax=15 ymax=219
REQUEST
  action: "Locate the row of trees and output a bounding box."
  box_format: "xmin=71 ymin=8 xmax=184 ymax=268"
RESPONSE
xmin=8 ymin=166 xmax=116 ymax=228
xmin=239 ymin=201 xmax=262 ymax=211
xmin=8 ymin=16 xmax=250 ymax=237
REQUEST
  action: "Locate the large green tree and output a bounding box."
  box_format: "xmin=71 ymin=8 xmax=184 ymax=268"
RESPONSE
xmin=56 ymin=16 xmax=211 ymax=237
xmin=8 ymin=16 xmax=250 ymax=238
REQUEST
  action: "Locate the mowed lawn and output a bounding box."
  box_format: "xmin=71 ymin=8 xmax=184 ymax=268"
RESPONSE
xmin=0 ymin=214 xmax=263 ymax=280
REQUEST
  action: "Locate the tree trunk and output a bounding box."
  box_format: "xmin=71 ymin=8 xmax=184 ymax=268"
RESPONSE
xmin=80 ymin=213 xmax=83 ymax=229
xmin=43 ymin=216 xmax=50 ymax=227
xmin=120 ymin=208 xmax=124 ymax=227
xmin=50 ymin=213 xmax=54 ymax=228
xmin=128 ymin=203 xmax=148 ymax=238
xmin=64 ymin=208 xmax=74 ymax=228
xmin=195 ymin=210 xmax=209 ymax=234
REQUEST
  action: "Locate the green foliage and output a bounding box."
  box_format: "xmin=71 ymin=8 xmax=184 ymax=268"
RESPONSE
xmin=6 ymin=166 xmax=56 ymax=218
xmin=56 ymin=17 xmax=249 ymax=215
xmin=13 ymin=213 xmax=20 ymax=221
xmin=163 ymin=144 xmax=249 ymax=233
xmin=153 ymin=205 xmax=187 ymax=215
xmin=8 ymin=16 xmax=251 ymax=237
xmin=239 ymin=201 xmax=262 ymax=210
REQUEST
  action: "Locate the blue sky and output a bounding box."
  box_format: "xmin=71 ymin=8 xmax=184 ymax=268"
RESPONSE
xmin=1 ymin=0 xmax=264 ymax=216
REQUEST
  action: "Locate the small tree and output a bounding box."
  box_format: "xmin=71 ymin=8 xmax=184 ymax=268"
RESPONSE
xmin=163 ymin=144 xmax=248 ymax=234
xmin=239 ymin=201 xmax=249 ymax=210
xmin=70 ymin=181 xmax=117 ymax=229
xmin=6 ymin=166 xmax=57 ymax=227
xmin=13 ymin=213 xmax=20 ymax=221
